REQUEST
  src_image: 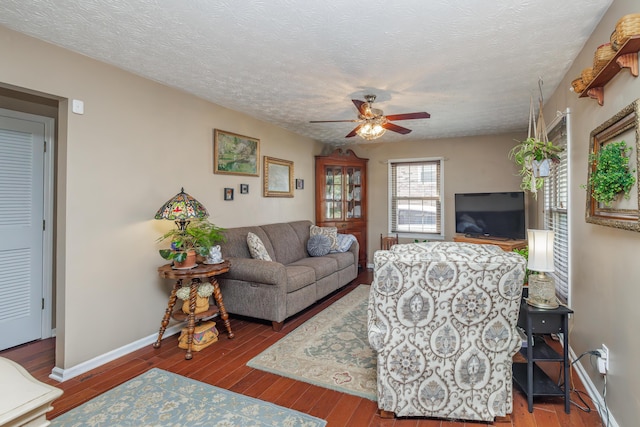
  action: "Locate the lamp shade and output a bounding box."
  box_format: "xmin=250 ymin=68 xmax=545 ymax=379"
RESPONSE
xmin=154 ymin=188 xmax=209 ymax=222
xmin=527 ymin=229 xmax=555 ymax=272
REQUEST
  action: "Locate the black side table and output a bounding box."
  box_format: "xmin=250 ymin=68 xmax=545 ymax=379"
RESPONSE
xmin=512 ymin=299 xmax=573 ymax=413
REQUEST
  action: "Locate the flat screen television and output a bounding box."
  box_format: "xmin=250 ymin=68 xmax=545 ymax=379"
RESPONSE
xmin=454 ymin=192 xmax=525 ymax=240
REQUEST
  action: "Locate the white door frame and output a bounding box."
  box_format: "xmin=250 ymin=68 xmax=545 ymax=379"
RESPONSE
xmin=0 ymin=108 xmax=55 ymax=340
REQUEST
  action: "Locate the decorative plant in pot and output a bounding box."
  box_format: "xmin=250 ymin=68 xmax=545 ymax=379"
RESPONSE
xmin=510 ymin=89 xmax=563 ymax=198
xmin=512 ymin=246 xmax=530 ymax=285
xmin=509 ymin=137 xmax=563 ymax=197
xmin=157 ymin=218 xmax=226 ymax=269
xmin=585 ymin=140 xmax=636 ymax=206
xmin=158 ymin=219 xmax=226 ymax=313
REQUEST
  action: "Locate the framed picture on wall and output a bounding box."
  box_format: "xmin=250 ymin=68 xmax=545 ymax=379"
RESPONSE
xmin=213 ymin=129 xmax=260 ymax=176
xmin=240 ymin=184 xmax=249 ymax=194
xmin=224 ymin=187 xmax=234 ymax=201
xmin=585 ymin=98 xmax=640 ymax=231
xmin=295 ymin=179 xmax=304 ymax=190
xmin=263 ymin=156 xmax=294 ymax=197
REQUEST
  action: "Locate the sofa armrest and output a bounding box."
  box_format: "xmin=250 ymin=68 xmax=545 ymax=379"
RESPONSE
xmin=222 ymin=257 xmax=287 ymax=287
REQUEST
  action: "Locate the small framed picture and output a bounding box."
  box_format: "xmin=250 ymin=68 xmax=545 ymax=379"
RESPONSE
xmin=224 ymin=188 xmax=234 ymax=201
xmin=240 ymin=183 xmax=249 ymax=194
xmin=264 ymin=156 xmax=294 ymax=197
xmin=295 ymin=179 xmax=304 ymax=190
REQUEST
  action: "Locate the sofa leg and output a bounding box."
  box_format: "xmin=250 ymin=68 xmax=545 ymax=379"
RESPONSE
xmin=272 ymin=321 xmax=284 ymax=331
xmin=378 ymin=410 xmax=395 ymax=419
xmin=495 ymin=414 xmax=512 ymax=423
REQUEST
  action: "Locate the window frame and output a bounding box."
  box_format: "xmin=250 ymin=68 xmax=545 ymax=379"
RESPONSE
xmin=542 ymin=109 xmax=570 ymax=305
xmin=388 ymin=157 xmax=445 ymax=239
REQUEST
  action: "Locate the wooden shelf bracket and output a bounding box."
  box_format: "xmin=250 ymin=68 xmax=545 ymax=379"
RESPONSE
xmin=580 ymin=36 xmax=640 ymax=106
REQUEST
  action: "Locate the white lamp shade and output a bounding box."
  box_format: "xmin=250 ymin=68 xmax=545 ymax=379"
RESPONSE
xmin=527 ymin=229 xmax=555 ymax=272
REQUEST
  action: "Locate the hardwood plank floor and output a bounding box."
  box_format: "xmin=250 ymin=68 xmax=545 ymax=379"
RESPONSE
xmin=1 ymin=269 xmax=604 ymax=426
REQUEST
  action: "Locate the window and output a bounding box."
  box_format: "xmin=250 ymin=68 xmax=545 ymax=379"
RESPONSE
xmin=389 ymin=158 xmax=443 ymax=236
xmin=543 ymin=112 xmax=569 ymax=304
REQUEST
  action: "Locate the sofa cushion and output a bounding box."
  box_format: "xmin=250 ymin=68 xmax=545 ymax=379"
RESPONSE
xmin=310 ymin=225 xmax=338 ymax=250
xmin=330 ymin=233 xmax=357 ymax=253
xmin=290 ymin=256 xmax=338 ymax=280
xmin=261 ymin=222 xmax=308 ymax=265
xmin=324 ymin=251 xmax=356 ymax=270
xmin=247 ymin=232 xmax=272 ymax=261
xmin=220 ymin=226 xmax=274 ymax=259
xmin=285 ymin=265 xmax=316 ymax=292
xmin=307 ymin=234 xmax=331 ymax=256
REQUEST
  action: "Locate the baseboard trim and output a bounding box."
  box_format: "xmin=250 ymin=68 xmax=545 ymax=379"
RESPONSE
xmin=569 ymin=347 xmax=619 ymax=427
xmin=48 ymin=324 xmax=183 ymax=382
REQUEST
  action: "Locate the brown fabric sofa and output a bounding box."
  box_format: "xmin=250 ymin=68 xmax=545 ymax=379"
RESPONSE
xmin=217 ymin=220 xmax=358 ymax=330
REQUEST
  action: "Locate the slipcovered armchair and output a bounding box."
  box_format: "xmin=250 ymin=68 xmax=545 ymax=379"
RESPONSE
xmin=367 ymin=242 xmax=526 ymax=422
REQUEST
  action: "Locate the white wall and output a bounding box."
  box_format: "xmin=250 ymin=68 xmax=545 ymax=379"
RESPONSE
xmin=543 ymin=1 xmax=639 ymax=424
xmin=0 ymin=25 xmax=322 ymax=369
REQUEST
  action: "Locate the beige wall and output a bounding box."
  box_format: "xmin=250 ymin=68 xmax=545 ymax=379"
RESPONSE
xmin=0 ymin=26 xmax=322 ymax=368
xmin=542 ymin=1 xmax=638 ymax=424
xmin=353 ymin=133 xmax=528 ymax=262
xmin=3 ymin=1 xmax=638 ymax=420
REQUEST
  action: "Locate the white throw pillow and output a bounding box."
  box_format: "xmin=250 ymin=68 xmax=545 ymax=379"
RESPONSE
xmin=310 ymin=225 xmax=338 ymax=250
xmin=247 ymin=232 xmax=272 ymax=261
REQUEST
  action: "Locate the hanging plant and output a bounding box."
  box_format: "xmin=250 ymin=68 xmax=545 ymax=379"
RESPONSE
xmin=586 ymin=141 xmax=636 ymax=206
xmin=509 ymin=137 xmax=563 ymax=197
xmin=509 ymin=90 xmax=563 ymax=198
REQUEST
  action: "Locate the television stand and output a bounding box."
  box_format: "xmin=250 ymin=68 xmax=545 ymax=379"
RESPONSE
xmin=453 ymin=234 xmax=527 ymax=252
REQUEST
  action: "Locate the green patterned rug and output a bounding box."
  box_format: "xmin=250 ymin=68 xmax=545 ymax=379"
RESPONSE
xmin=247 ymin=284 xmax=376 ymax=400
xmin=50 ymin=368 xmax=326 ymax=426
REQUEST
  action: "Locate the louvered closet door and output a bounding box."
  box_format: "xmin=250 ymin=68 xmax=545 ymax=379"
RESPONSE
xmin=0 ymin=114 xmax=44 ymax=350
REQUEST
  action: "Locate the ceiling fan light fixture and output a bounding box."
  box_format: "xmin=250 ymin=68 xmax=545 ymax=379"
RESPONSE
xmin=310 ymin=94 xmax=429 ymax=140
xmin=357 ymin=117 xmax=387 ymax=140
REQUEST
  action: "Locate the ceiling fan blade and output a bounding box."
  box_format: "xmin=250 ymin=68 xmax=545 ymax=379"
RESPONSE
xmin=383 ymin=122 xmax=412 ymax=134
xmin=385 ymin=112 xmax=431 ymax=121
xmin=352 ymin=99 xmax=369 ymax=116
xmin=309 ymin=119 xmax=360 ymax=123
xmin=346 ymin=124 xmax=363 ymax=138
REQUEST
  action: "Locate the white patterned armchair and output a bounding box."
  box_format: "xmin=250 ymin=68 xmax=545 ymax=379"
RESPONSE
xmin=367 ymin=242 xmax=526 ymax=422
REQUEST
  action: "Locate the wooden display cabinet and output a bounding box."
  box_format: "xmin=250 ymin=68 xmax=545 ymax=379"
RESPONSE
xmin=315 ymin=149 xmax=368 ymax=268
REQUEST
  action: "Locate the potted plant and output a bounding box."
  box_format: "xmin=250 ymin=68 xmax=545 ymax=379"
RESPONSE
xmin=509 ymin=137 xmax=563 ymax=197
xmin=585 ymin=140 xmax=636 ymax=206
xmin=157 ymin=219 xmax=226 ymax=269
xmin=512 ymin=247 xmax=530 ymax=285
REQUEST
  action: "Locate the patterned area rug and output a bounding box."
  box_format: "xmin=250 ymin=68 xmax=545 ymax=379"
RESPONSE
xmin=247 ymin=284 xmax=376 ymax=400
xmin=50 ymin=368 xmax=326 ymax=426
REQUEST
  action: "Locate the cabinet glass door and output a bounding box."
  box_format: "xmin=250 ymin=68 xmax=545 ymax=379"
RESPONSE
xmin=324 ymin=166 xmax=343 ymax=219
xmin=346 ymin=167 xmax=362 ymax=218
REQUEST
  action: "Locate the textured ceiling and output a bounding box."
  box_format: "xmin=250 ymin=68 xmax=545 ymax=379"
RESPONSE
xmin=0 ymin=0 xmax=612 ymax=145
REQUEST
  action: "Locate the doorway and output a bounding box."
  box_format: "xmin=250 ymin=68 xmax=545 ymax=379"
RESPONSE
xmin=0 ymin=101 xmax=55 ymax=351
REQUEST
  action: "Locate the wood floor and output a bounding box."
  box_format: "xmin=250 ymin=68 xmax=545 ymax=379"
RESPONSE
xmin=1 ymin=269 xmax=603 ymax=426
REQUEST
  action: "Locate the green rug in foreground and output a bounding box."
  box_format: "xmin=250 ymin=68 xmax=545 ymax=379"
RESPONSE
xmin=50 ymin=368 xmax=326 ymax=427
xmin=247 ymin=284 xmax=376 ymax=401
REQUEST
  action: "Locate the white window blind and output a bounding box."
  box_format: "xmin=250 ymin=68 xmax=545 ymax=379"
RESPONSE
xmin=389 ymin=158 xmax=443 ymax=236
xmin=543 ymin=115 xmax=569 ymax=303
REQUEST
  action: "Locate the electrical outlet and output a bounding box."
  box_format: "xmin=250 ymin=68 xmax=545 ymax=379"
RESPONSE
xmin=597 ymin=344 xmax=609 ymax=374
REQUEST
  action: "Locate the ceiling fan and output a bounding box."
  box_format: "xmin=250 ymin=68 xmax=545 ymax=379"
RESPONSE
xmin=310 ymin=94 xmax=430 ymax=140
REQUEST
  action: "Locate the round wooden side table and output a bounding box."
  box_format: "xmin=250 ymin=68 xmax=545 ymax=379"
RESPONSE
xmin=153 ymin=261 xmax=234 ymax=360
